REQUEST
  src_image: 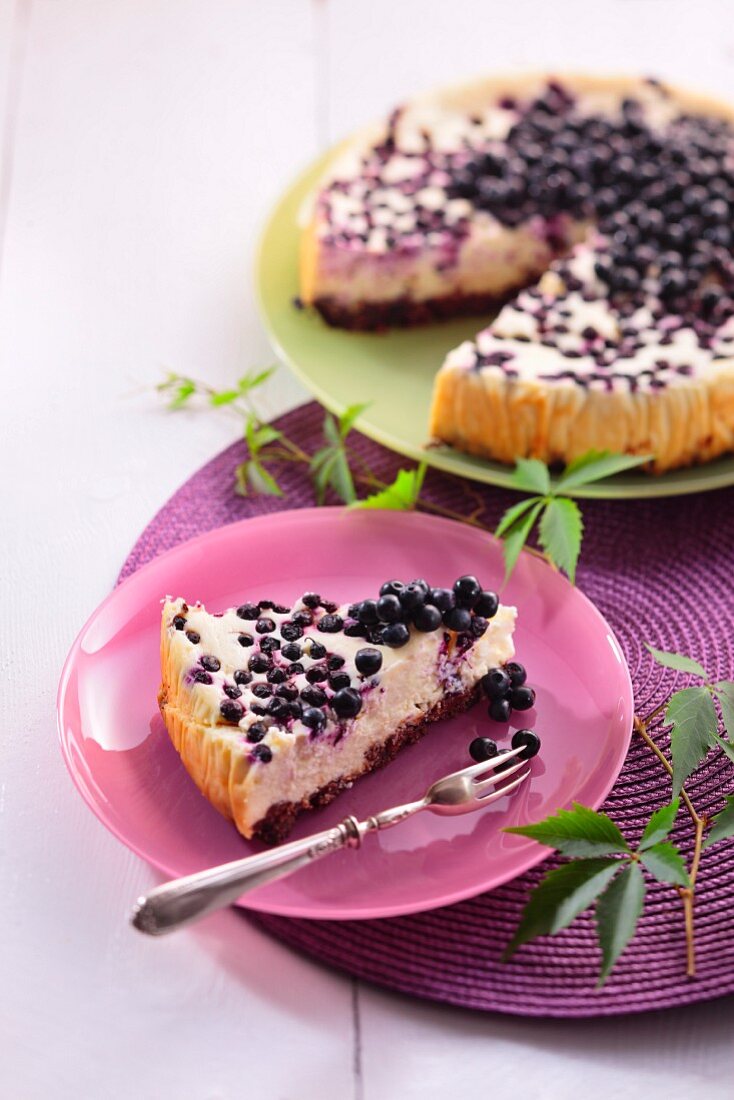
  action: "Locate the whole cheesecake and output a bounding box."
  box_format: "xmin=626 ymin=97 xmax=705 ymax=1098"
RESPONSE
xmin=159 ymin=580 xmax=515 ymax=843
xmin=300 ymin=74 xmax=734 ymax=472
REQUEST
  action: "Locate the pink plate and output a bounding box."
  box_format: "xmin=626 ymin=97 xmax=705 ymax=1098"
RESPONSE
xmin=57 ymin=508 xmax=633 ymax=920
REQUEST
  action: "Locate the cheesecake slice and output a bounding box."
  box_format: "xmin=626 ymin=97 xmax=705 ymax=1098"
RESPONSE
xmin=159 ymin=579 xmax=516 ymax=843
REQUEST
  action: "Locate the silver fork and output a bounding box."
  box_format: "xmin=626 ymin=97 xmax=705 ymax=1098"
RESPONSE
xmin=131 ymin=747 xmax=531 ymax=935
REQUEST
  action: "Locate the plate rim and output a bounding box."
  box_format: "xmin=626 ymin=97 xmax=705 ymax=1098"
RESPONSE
xmin=254 ymin=147 xmax=734 ymax=501
xmin=57 ymin=506 xmax=635 ymax=920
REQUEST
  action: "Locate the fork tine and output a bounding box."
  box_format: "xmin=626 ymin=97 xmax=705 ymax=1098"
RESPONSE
xmin=473 ymin=757 xmax=528 ymax=794
xmin=476 ymin=768 xmax=530 ymax=802
xmin=438 ymin=745 xmax=525 ymax=784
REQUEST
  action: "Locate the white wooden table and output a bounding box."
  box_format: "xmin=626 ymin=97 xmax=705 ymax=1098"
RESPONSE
xmin=2 ymin=2 xmax=733 ymax=1096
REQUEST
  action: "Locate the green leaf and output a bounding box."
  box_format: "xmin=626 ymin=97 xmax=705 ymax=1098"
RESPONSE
xmin=494 ymin=496 xmax=543 ymax=539
xmin=309 ymin=438 xmax=356 ymax=505
xmin=323 ymin=412 xmax=341 ymax=447
xmin=595 ymin=862 xmax=645 ymax=984
xmin=500 ymin=500 xmax=543 ymax=583
xmin=328 ymin=450 xmax=357 ymax=504
xmin=250 ymin=424 xmax=282 ymax=450
xmin=714 ymin=681 xmax=734 ymax=739
xmin=505 ymin=802 xmax=630 ymax=857
xmin=703 ymin=794 xmax=734 ymax=849
xmin=209 ymin=389 xmax=240 ymax=406
xmin=168 ymin=380 xmax=196 ymax=409
xmin=555 ymin=450 xmax=650 ymax=494
xmin=504 ymin=858 xmax=621 ymax=959
xmin=645 ymin=645 xmax=708 ymax=679
xmin=238 ymin=366 xmax=276 ymax=393
xmin=639 ymin=799 xmax=680 ymax=850
xmin=338 ymin=402 xmax=369 ymax=437
xmin=353 ymin=465 xmax=426 ymax=511
xmin=537 ymin=497 xmax=583 ymax=583
xmin=713 ymin=733 xmax=734 ymax=765
xmin=666 ymin=686 xmax=719 ymax=797
xmin=234 ymin=460 xmax=283 ymax=498
xmin=510 ymin=457 xmax=551 ymax=495
xmin=638 ymin=842 xmax=689 ymax=887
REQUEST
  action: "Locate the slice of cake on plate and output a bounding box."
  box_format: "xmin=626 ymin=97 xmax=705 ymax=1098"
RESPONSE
xmin=159 ymin=577 xmax=515 ymax=843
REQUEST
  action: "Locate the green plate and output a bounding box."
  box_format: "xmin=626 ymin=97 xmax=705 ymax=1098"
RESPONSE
xmin=255 ymin=150 xmax=734 ymax=499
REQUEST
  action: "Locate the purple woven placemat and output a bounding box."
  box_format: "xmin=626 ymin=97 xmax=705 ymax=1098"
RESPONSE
xmin=120 ymin=401 xmax=734 ymax=1017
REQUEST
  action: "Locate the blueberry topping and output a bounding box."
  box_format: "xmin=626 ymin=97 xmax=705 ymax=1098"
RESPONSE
xmin=236 ymin=603 xmax=259 ymax=620
xmin=246 ymin=722 xmax=268 ymax=743
xmin=413 ymin=603 xmax=443 ymax=632
xmin=505 ymin=661 xmax=527 ymax=687
xmin=287 ymin=662 xmax=304 ymax=676
xmin=308 ymin=641 xmax=327 ymax=660
xmin=256 ymin=617 xmax=276 ymax=634
xmin=237 ymin=633 xmax=254 ymax=647
xmin=275 ymin=683 xmax=298 ymax=701
xmin=301 ymin=685 xmax=327 ymax=707
xmin=234 ymin=669 xmax=252 ymax=686
xmin=185 ymin=630 xmax=200 ymax=644
xmin=302 ymin=706 xmax=327 ymax=731
xmin=382 ymin=622 xmax=410 ymax=648
xmin=172 ymin=615 xmax=186 ymax=630
xmin=250 ymin=744 xmax=272 ymax=763
xmin=260 ymin=636 xmax=280 ymax=653
xmin=248 ymin=652 xmax=272 ymax=674
xmin=488 ymin=697 xmax=512 ymax=723
xmin=281 ymin=622 xmax=303 ymax=642
xmin=474 ymin=590 xmax=500 ymax=618
xmin=191 ymin=669 xmax=212 ymax=684
xmin=511 ymin=686 xmax=536 ymax=711
xmin=223 ymin=683 xmax=242 ymax=699
xmin=355 ymin=647 xmax=383 ymax=676
xmin=291 ymin=610 xmax=312 ymax=627
xmin=379 ymin=579 xmax=404 ymax=597
xmin=288 ymin=700 xmax=303 ymax=720
xmin=357 ymin=599 xmax=380 ymax=625
xmin=482 ymin=668 xmax=511 ymax=699
xmin=470 ymin=616 xmax=489 ymax=638
xmin=429 ymin=587 xmax=455 ymax=612
xmin=267 ymin=667 xmax=287 ymax=684
xmin=301 ymin=592 xmax=322 ymax=609
xmin=377 ymin=594 xmax=403 ymax=623
xmin=200 ymin=655 xmax=221 ymax=673
xmin=469 ymin=737 xmax=499 ymax=763
xmin=328 ymin=655 xmax=345 ymax=670
xmin=344 ymin=620 xmax=367 ymax=638
xmin=329 ymin=672 xmax=352 ymax=691
xmin=267 ymin=696 xmax=290 ymax=720
xmin=331 ymin=687 xmax=363 ymax=719
xmin=443 ymin=607 xmax=472 ymax=633
xmin=366 ymin=626 xmax=387 ymax=645
xmin=252 ymin=683 xmax=272 ymax=698
xmin=220 ymin=699 xmax=244 ymax=724
xmin=317 ymin=613 xmax=344 ymax=633
xmin=511 ymin=728 xmax=541 ymax=759
xmin=399 ymin=583 xmax=426 ymax=612
xmin=306 ymin=664 xmax=328 ymax=683
xmin=453 ymin=575 xmax=481 ymax=608
xmin=281 ymin=642 xmax=302 ymax=662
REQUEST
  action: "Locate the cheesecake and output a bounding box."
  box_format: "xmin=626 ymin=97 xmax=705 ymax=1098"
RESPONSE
xmin=301 ymin=74 xmax=734 ymax=472
xmin=159 ymin=578 xmax=516 ymax=843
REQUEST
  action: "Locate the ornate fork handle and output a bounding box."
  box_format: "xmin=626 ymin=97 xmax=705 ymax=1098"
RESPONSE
xmin=131 ymin=801 xmax=424 ymax=936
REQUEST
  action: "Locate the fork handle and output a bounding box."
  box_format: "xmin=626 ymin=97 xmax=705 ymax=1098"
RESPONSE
xmin=131 ymin=816 xmax=364 ymax=936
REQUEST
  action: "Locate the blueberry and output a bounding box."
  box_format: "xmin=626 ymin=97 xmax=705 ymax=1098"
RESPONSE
xmin=275 ymin=683 xmax=298 ymax=701
xmin=260 ymin=636 xmax=280 ymax=653
xmin=308 ymin=641 xmax=327 ymax=660
xmin=234 ymin=669 xmax=252 ymax=686
xmin=429 ymin=587 xmax=455 ymax=612
xmin=281 ymin=642 xmax=302 ymax=662
xmin=223 ymin=683 xmax=242 ymax=699
xmin=399 ymin=583 xmax=426 ymax=613
xmin=488 ymin=697 xmax=512 ymax=723
xmin=281 ymin=622 xmax=303 ymax=642
xmin=443 ymin=607 xmax=472 ymax=633
xmin=344 ymin=620 xmax=367 ymax=638
xmin=246 ymin=722 xmax=268 ymax=743
xmin=250 ymin=703 xmax=267 ymax=716
xmin=200 ymin=655 xmax=220 ymax=673
xmin=329 ymin=672 xmax=352 ymax=691
xmin=267 ymin=667 xmax=287 ymax=684
xmin=250 ymin=744 xmax=272 ymax=763
xmin=511 ymin=686 xmax=536 ymax=711
xmin=288 ymin=662 xmax=304 ymax=676
xmin=288 ymin=700 xmax=303 ymax=720
xmin=306 ymin=664 xmax=328 ymax=683
xmin=355 ymin=647 xmax=382 ymax=676
xmin=317 ymin=613 xmax=344 ymax=633
xmin=453 ymin=575 xmax=482 ymax=608
xmin=379 ymin=580 xmax=404 ymax=598
xmin=331 ymin=687 xmax=362 ymax=719
xmin=236 ymin=603 xmax=259 ymax=620
xmin=469 ymin=737 xmax=499 ymax=763
xmin=220 ymin=699 xmax=244 ymax=724
xmin=505 ymin=661 xmax=527 ymax=687
xmin=511 ymin=728 xmax=541 ymax=759
xmin=191 ymin=669 xmax=212 ymax=685
xmin=302 ymin=707 xmax=327 ymax=731
xmin=470 ymin=616 xmax=489 ymax=638
xmin=291 ymin=610 xmax=313 ymax=627
xmin=382 ymin=622 xmax=410 ymax=648
xmin=172 ymin=615 xmax=186 ymax=630
xmin=252 ymin=683 xmax=272 ymax=698
xmin=186 ymin=630 xmax=200 ymax=644
xmin=267 ymin=696 xmax=290 ymax=720
xmin=237 ymin=633 xmax=254 ymax=647
xmin=410 ymin=578 xmax=430 ymax=596
xmin=248 ymin=652 xmax=272 ymax=674
xmin=256 ymin=617 xmax=276 ymax=634
xmin=474 ymin=590 xmax=499 ymax=618
xmin=413 ymin=603 xmax=443 ymax=632
xmin=301 ymin=593 xmax=321 ymax=608
xmin=328 ymin=655 xmax=345 ymax=670
xmin=357 ymin=599 xmax=380 ymax=625
xmin=482 ymin=668 xmax=511 ymax=699
xmin=377 ymin=594 xmax=403 ymax=623
xmin=301 ymin=685 xmax=327 ymax=708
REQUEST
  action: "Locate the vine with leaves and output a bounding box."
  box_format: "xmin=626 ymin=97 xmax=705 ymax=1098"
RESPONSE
xmin=157 ymin=366 xmax=734 ymax=984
